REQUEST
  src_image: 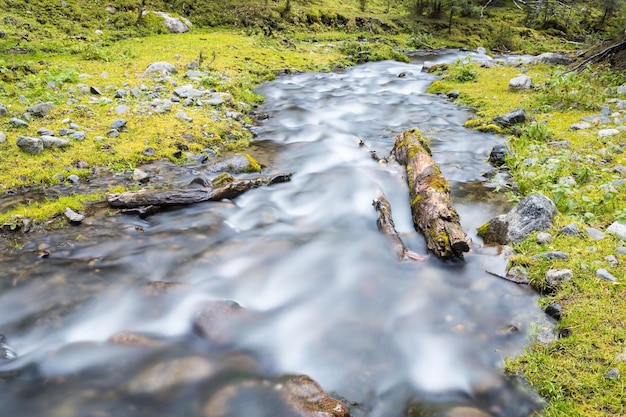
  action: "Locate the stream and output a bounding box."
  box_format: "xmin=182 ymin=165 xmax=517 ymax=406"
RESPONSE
xmin=0 ymin=51 xmax=549 ymax=417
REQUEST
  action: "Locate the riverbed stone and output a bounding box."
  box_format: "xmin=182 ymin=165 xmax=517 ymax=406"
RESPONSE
xmin=16 ymin=135 xmax=43 ymax=154
xmin=546 ymin=269 xmax=573 ymax=288
xmin=41 ymin=135 xmax=70 ymax=148
xmin=108 ymin=332 xmax=161 ymax=346
xmin=202 ymin=374 xmax=349 ymax=417
xmin=596 ymin=269 xmax=617 ymax=282
xmin=26 ymin=101 xmax=54 ymax=117
xmin=193 ymin=300 xmax=256 ymax=346
xmin=606 ymin=221 xmax=626 ymax=241
xmin=478 ymin=194 xmax=557 ymax=245
xmin=64 ymin=207 xmax=85 ymax=223
xmin=585 ymin=227 xmax=605 ymax=240
xmin=126 ymin=356 xmax=215 ymax=395
xmin=509 ymin=74 xmax=532 ymax=90
xmin=531 ymin=52 xmax=573 ymax=65
xmin=493 ymin=108 xmax=527 ymax=127
xmin=488 ymin=144 xmax=508 ymax=167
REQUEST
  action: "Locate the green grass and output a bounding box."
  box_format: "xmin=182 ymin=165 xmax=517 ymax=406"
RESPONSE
xmin=429 ymin=60 xmax=626 ymax=416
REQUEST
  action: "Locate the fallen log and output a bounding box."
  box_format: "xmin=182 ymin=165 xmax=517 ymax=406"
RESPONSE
xmin=107 ymin=173 xmax=291 ymax=209
xmin=391 ymin=128 xmax=469 ymax=261
xmin=372 ymin=195 xmax=427 ymax=261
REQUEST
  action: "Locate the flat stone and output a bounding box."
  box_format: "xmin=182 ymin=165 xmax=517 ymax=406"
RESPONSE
xmin=16 ymin=136 xmax=43 ymax=154
xmin=64 ymin=207 xmax=85 ymax=223
xmin=71 ymin=131 xmax=86 ymax=141
xmin=10 ymin=118 xmax=28 ymax=127
xmin=546 ymin=269 xmax=573 ymax=288
xmin=585 ymin=228 xmax=605 ymax=240
xmin=596 ymin=269 xmax=617 ymax=282
xmin=132 ymin=168 xmax=150 ymax=182
xmin=534 ymin=251 xmax=569 ymax=260
xmin=114 ymin=105 xmax=129 ymax=114
xmin=560 ymin=223 xmax=581 ymax=236
xmin=531 ymin=52 xmax=572 ymax=65
xmin=107 ymin=129 xmax=120 ymax=138
xmin=26 ymin=101 xmax=54 ymax=117
xmin=37 ymin=127 xmax=55 ymax=136
xmin=606 ymin=222 xmax=626 ymax=241
xmin=176 ymin=110 xmax=192 ymax=122
xmin=599 ymin=129 xmax=620 ymax=137
xmin=174 ymin=84 xmax=204 ymax=98
xmin=41 ymin=135 xmax=70 ymax=148
xmin=111 ymin=119 xmax=127 ymax=130
xmin=548 ymin=140 xmax=570 ymax=148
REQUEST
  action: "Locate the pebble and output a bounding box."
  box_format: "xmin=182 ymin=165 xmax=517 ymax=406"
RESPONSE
xmin=585 ymin=228 xmax=605 ymax=240
xmin=596 ymin=269 xmax=617 ymax=282
xmin=537 ymin=232 xmax=552 ymax=245
xmin=107 ymin=129 xmax=120 ymax=138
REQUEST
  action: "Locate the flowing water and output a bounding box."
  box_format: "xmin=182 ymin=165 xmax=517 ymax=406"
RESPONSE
xmin=0 ymin=51 xmax=549 ymax=416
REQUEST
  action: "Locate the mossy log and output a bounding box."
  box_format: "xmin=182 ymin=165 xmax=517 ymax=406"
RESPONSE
xmin=391 ymin=128 xmax=469 ymax=261
xmin=372 ymin=194 xmax=427 ymax=261
xmin=107 ymin=173 xmax=291 ymax=209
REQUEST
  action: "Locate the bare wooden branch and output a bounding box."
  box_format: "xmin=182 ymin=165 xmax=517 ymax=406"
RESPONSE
xmin=373 ymin=195 xmax=427 ymax=262
xmin=485 ymin=270 xmax=533 ymax=286
xmin=391 ymin=129 xmax=469 ymax=261
xmin=107 ymin=173 xmax=291 ymax=210
xmin=565 ymin=39 xmax=626 ymax=74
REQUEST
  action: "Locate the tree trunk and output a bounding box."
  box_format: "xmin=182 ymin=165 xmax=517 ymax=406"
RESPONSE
xmin=107 ymin=174 xmax=291 ymax=210
xmin=137 ymin=0 xmax=147 ymax=26
xmin=391 ymin=129 xmax=469 ymax=261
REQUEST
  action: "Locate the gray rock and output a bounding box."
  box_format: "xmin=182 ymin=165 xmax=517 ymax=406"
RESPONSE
xmin=185 ymin=70 xmax=206 ymax=80
xmin=151 ymin=11 xmax=192 ymax=33
xmin=531 ymin=52 xmax=573 ymax=65
xmin=207 ymin=155 xmax=259 ymax=174
xmin=151 ymin=99 xmax=173 ymax=112
xmin=177 ymin=110 xmax=193 ymax=122
xmin=66 ymin=174 xmax=80 ymax=184
xmin=509 ymin=74 xmax=532 ymax=90
xmin=114 ymin=89 xmax=127 ymax=98
xmin=71 ymin=131 xmax=86 ymax=141
xmin=69 ymin=122 xmax=80 ymax=130
xmin=114 ymin=105 xmax=129 ymax=114
xmin=617 ymin=100 xmax=626 ymax=110
xmin=41 ymin=135 xmax=70 ymax=148
xmin=107 ymin=129 xmax=120 ymax=138
xmin=616 ymin=353 xmax=626 ymax=362
xmin=599 ymin=129 xmax=620 ymax=137
xmin=143 ymin=147 xmax=156 ymax=157
xmin=16 ymin=136 xmax=43 ymax=154
xmin=618 ymin=85 xmax=626 ymax=95
xmin=183 ymin=98 xmax=195 ymax=107
xmin=493 ymin=108 xmax=527 ymax=127
xmin=607 ymin=221 xmax=626 ymax=241
xmin=583 ymin=115 xmax=611 ymax=124
xmin=559 ymin=223 xmax=581 ymax=236
xmin=605 ymin=368 xmax=620 ymax=380
xmin=585 ymin=228 xmax=605 ymax=240
xmin=126 ymin=356 xmax=214 ymax=395
xmin=606 ymin=255 xmax=619 ymax=267
xmin=132 ymin=168 xmax=150 ymax=182
xmin=10 ymin=118 xmax=28 ymax=127
xmin=506 ymin=265 xmax=529 ymax=282
xmin=546 ymin=269 xmax=573 ymax=288
xmin=174 ymin=84 xmax=204 ymax=98
xmin=476 ymin=46 xmax=487 ymax=55
xmin=58 ymin=128 xmax=74 ymax=136
xmin=64 ymin=207 xmax=85 ymax=223
xmin=144 ymin=62 xmax=178 ymax=75
xmin=596 ymin=269 xmax=617 ymax=282
xmin=26 ymin=101 xmax=54 ymax=117
xmin=533 ymin=251 xmax=569 ymax=260
xmin=488 ymin=144 xmax=508 ymax=167
xmin=205 ymin=92 xmax=231 ymax=106
xmin=548 ymin=140 xmax=570 ymax=148
xmin=111 ymin=119 xmax=127 ymax=130
xmin=479 ymin=194 xmax=557 ymax=244
xmin=0 ymin=102 xmax=7 ymax=117
xmin=559 ymin=176 xmax=576 ymax=187
xmin=90 ymin=86 xmax=102 ymax=95
xmin=536 ymin=232 xmax=553 ymax=244
xmin=544 ymin=303 xmax=562 ymax=320
xmin=37 ymin=127 xmax=55 ymax=136
xmin=0 ymin=132 xmax=6 ymax=144
xmin=617 ymin=247 xmax=626 ymax=255
xmin=225 ymin=111 xmax=243 ymax=121
xmin=129 ymin=88 xmax=142 ymax=98
xmin=569 ymin=121 xmax=592 ymax=130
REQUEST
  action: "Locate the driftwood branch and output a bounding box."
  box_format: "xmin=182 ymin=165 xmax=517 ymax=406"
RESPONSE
xmin=373 ymin=195 xmax=427 ymax=261
xmin=485 ymin=270 xmax=532 ymax=286
xmin=391 ymin=129 xmax=469 ymax=261
xmin=107 ymin=173 xmax=291 ymax=210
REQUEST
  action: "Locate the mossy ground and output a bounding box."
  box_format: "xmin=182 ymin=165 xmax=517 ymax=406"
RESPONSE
xmin=429 ymin=60 xmax=626 ymax=415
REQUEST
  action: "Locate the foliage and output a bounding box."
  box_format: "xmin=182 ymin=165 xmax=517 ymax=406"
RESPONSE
xmin=445 ymin=56 xmax=477 ymax=82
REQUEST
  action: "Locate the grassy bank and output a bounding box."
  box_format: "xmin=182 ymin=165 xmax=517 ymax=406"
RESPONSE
xmin=428 ymin=58 xmax=626 ymax=415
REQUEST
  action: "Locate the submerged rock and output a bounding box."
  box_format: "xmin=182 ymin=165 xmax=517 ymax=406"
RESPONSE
xmin=125 ymin=356 xmax=215 ymax=395
xmin=478 ymin=194 xmax=557 ymax=245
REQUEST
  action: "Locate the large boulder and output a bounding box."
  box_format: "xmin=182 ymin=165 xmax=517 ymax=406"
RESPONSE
xmin=531 ymin=53 xmax=573 ymax=65
xmin=478 ymin=194 xmax=557 ymax=244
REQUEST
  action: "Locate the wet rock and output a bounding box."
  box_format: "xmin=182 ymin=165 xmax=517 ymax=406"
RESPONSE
xmin=536 ymin=232 xmax=552 ymax=244
xmin=208 ymin=154 xmax=259 ymax=174
xmin=108 ymin=332 xmax=161 ymax=346
xmin=596 ymin=269 xmax=617 ymax=283
xmin=606 ymin=221 xmax=626 ymax=241
xmin=11 ymin=117 xmax=29 ymax=127
xmin=0 ymin=334 xmax=17 ymax=360
xmin=144 ymin=61 xmax=178 ymax=75
xmin=545 ymin=303 xmax=562 ymax=320
xmin=605 ymin=368 xmax=620 ymax=380
xmin=479 ymin=194 xmax=556 ymax=245
xmin=111 ymin=119 xmax=127 ymax=130
xmin=546 ymin=269 xmax=573 ymax=289
xmin=26 ymin=101 xmax=54 ymax=117
xmin=533 ymin=251 xmax=569 ymax=260
xmin=488 ymin=144 xmax=508 ymax=167
xmin=193 ymin=300 xmax=256 ymax=346
xmin=509 ymin=75 xmax=532 ymax=90
xmin=531 ymin=52 xmax=573 ymax=65
xmin=64 ymin=207 xmax=85 ymax=223
xmin=569 ymin=121 xmax=592 ymax=131
xmin=493 ymin=108 xmax=527 ymax=127
xmin=142 ymin=281 xmax=191 ymax=297
xmin=585 ymin=227 xmax=605 ymax=240
xmin=559 ymin=223 xmax=582 ymax=237
xmin=41 ymin=135 xmax=70 ymax=148
xmin=202 ymin=374 xmax=349 ymax=417
xmin=0 ymin=102 xmax=7 ymax=117
xmin=442 ymin=406 xmax=493 ymax=417
xmin=126 ymin=356 xmax=215 ymax=395
xmin=16 ymin=135 xmax=43 ymax=154
xmin=0 ymin=132 xmax=6 ymax=143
